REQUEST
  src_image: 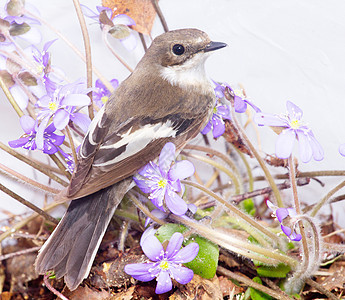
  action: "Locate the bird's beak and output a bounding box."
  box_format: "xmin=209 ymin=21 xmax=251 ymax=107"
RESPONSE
xmin=204 ymin=41 xmax=228 ymax=52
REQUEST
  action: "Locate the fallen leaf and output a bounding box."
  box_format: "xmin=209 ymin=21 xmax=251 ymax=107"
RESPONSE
xmin=218 ymin=276 xmax=244 ymax=297
xmin=102 ymin=0 xmax=158 ymax=35
xmin=64 ymin=285 xmax=112 ymax=300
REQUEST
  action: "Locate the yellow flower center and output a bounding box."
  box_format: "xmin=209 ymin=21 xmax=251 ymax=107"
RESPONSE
xmin=48 ymin=101 xmax=58 ymax=111
xmin=158 ymin=178 xmax=167 ymax=188
xmin=101 ymin=96 xmax=109 ymax=104
xmin=159 ymin=260 xmax=169 ymax=270
xmin=213 ymin=106 xmax=217 ymax=113
xmin=290 ymin=119 xmax=300 ymax=129
xmin=37 ymin=65 xmax=44 ymax=74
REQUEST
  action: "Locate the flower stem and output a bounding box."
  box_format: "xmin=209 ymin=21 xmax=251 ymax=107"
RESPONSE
xmin=0 ymin=75 xmax=24 ymax=117
xmin=172 ymin=214 xmax=297 ymax=267
xmin=287 ymin=155 xmax=309 ymax=288
xmin=102 ymin=28 xmax=133 ymax=73
xmin=0 ymin=183 xmax=58 ymax=224
xmin=310 ymin=179 xmax=345 ymax=217
xmin=72 ymin=0 xmax=94 ymax=120
xmin=49 ymin=154 xmax=72 ymax=180
xmin=44 ymin=273 xmax=69 ymax=300
xmin=183 ymin=152 xmax=242 ymax=194
xmin=0 ymin=142 xmax=69 ymax=187
xmin=0 ymin=162 xmax=60 ymax=194
xmin=150 ymin=0 xmax=169 ymax=32
xmin=181 ymin=180 xmax=282 ymax=245
xmin=127 ymin=192 xmax=166 ymax=226
xmin=227 ymin=97 xmax=283 ymax=207
xmin=217 ymin=266 xmax=292 ymax=300
xmin=64 ymin=127 xmax=78 ymax=165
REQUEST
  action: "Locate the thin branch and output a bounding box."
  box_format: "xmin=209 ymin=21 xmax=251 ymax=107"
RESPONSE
xmin=49 ymin=154 xmax=72 ymax=180
xmin=44 ymin=273 xmax=69 ymax=300
xmin=139 ymin=33 xmax=148 ymax=52
xmin=0 ymin=183 xmax=58 ymax=224
xmin=64 ymin=127 xmax=78 ymax=165
xmin=0 ymin=246 xmax=40 ymax=261
xmin=305 ymin=278 xmax=338 ymax=300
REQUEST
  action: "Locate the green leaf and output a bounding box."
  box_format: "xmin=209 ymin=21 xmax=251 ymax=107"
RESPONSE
xmin=155 ymin=223 xmax=219 ymax=279
xmin=257 ymin=263 xmax=291 ymax=278
xmin=240 ymin=198 xmax=256 ymax=216
xmin=249 ymin=277 xmax=273 ymax=300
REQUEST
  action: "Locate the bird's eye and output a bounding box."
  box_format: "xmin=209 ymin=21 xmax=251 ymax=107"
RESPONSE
xmin=172 ymin=44 xmax=185 ymax=55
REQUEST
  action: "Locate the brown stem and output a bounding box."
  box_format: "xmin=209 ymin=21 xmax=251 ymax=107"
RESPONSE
xmin=49 ymin=154 xmax=72 ymax=180
xmin=217 ymin=266 xmax=292 ymax=300
xmin=0 ymin=183 xmax=58 ymax=224
xmin=0 ymin=163 xmax=60 ymax=194
xmin=305 ymin=278 xmax=338 ymax=300
xmin=72 ymin=0 xmax=94 ymax=120
xmin=0 ymin=246 xmax=40 ymax=261
xmin=151 ymin=0 xmax=169 ymax=32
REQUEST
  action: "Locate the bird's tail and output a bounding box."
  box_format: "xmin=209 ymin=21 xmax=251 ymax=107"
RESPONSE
xmin=35 ymin=179 xmax=132 ymax=291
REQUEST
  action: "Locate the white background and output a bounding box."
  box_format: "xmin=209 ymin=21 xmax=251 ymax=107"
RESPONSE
xmin=1 ymin=0 xmax=345 ymax=225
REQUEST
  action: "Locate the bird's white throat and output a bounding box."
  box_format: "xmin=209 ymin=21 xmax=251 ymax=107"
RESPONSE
xmin=160 ymin=52 xmax=213 ymax=94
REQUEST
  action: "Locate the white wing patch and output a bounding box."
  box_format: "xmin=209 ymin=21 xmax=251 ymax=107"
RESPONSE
xmin=93 ymin=121 xmax=176 ymax=167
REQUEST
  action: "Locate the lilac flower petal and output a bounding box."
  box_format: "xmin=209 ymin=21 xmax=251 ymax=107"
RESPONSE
xmin=80 ymin=4 xmax=99 ymax=19
xmin=290 ymin=231 xmax=302 ymax=241
xmin=166 ymin=232 xmax=184 ymax=259
xmin=234 ymin=96 xmax=247 ymax=113
xmin=266 ymin=200 xmax=276 ymax=211
xmin=8 ymin=137 xmax=30 ymax=148
xmin=155 ymin=270 xmax=172 ymax=294
xmin=275 ymin=208 xmax=289 ymax=223
xmin=245 ymin=99 xmax=261 ymax=113
xmin=61 ymin=94 xmax=90 ymax=106
xmin=159 ymin=142 xmax=175 ymax=174
xmin=212 ymin=116 xmax=225 ymax=138
xmin=217 ymin=105 xmax=231 ymax=119
xmin=36 ymin=117 xmax=49 ymax=150
xmin=286 ymin=101 xmax=303 ymax=120
xmin=339 ymin=143 xmax=345 ymax=157
xmin=43 ymin=39 xmax=57 ymax=52
xmin=201 ymin=120 xmax=212 ymax=134
xmin=169 ymin=265 xmax=194 ymax=285
xmin=70 ymin=112 xmax=91 ymax=132
xmin=141 ymin=234 xmax=164 ymax=261
xmin=309 ymin=133 xmax=324 ymax=161
xmin=53 ymin=109 xmax=70 ymax=130
xmin=112 ymin=14 xmax=136 ymax=26
xmin=169 ymin=160 xmax=195 ymax=181
xmin=254 ymin=113 xmax=287 ymax=127
xmin=275 ymin=129 xmax=296 ymax=159
xmin=124 ymin=263 xmax=157 ymax=281
xmin=173 ymin=242 xmax=199 ymax=263
xmin=140 ymin=226 xmax=157 ymax=246
xmin=133 ymin=177 xmax=152 ymax=194
xmin=296 ymin=131 xmax=312 ymax=163
xmin=20 ymin=115 xmax=35 ymax=134
xmin=48 ymin=132 xmax=65 ymax=146
xmin=45 ymin=122 xmax=57 ymax=134
xmin=281 ymin=225 xmax=292 ymax=237
xmin=43 ymin=142 xmax=58 ymax=154
xmin=110 ymin=78 xmax=119 ymax=89
xmin=165 ymin=190 xmax=188 ymax=215
xmin=120 ymin=33 xmax=137 ymax=51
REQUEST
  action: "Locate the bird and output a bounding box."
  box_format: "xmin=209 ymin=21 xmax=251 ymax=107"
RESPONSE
xmin=35 ymin=28 xmax=227 ymax=291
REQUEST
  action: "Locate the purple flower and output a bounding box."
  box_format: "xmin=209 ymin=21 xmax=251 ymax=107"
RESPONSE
xmin=125 ymin=232 xmax=199 ymax=294
xmin=266 ymin=200 xmax=302 ymax=241
xmin=8 ymin=115 xmax=64 ymax=154
xmin=201 ymin=102 xmax=231 ymax=138
xmin=81 ymin=5 xmax=137 ymax=51
xmin=254 ymin=101 xmax=324 ymax=163
xmin=93 ymin=78 xmax=118 ymax=108
xmin=134 ymin=142 xmax=195 ymax=216
xmin=30 ymin=39 xmax=63 ymax=94
xmin=35 ymin=79 xmax=91 ymax=149
xmin=59 ymin=148 xmax=75 ymax=173
xmin=213 ymin=80 xmax=261 ymax=113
